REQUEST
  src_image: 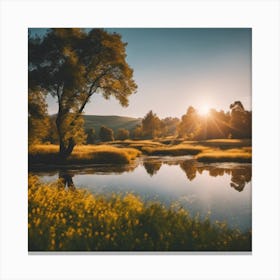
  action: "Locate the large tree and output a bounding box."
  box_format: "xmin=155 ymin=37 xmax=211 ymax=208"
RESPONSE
xmin=29 ymin=28 xmax=137 ymax=158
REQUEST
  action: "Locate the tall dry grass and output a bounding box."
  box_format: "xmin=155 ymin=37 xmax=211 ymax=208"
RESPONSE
xmin=196 ymin=148 xmax=252 ymax=163
xmin=29 ymin=144 xmax=141 ymax=165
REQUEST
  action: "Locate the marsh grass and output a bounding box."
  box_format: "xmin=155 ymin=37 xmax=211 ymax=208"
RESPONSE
xmin=141 ymin=144 xmax=207 ymax=156
xmin=29 ymin=139 xmax=252 ymax=165
xmin=196 ymin=148 xmax=252 ymax=163
xmin=29 ymin=144 xmax=141 ymax=165
xmin=28 ymin=176 xmax=251 ymax=251
xmin=111 ymin=139 xmax=252 ymax=161
xmin=186 ymin=139 xmax=252 ymax=149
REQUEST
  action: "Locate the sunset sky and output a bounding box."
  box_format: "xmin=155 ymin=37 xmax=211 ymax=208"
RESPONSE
xmin=30 ymin=28 xmax=252 ymax=118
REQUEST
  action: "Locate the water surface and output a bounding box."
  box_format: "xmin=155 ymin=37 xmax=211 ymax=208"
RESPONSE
xmin=30 ymin=156 xmax=252 ymax=231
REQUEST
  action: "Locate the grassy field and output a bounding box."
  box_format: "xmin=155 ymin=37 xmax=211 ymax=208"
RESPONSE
xmin=29 ymin=144 xmax=141 ymax=165
xmin=28 ymin=176 xmax=251 ymax=251
xmin=196 ymin=147 xmax=252 ymax=163
xmin=140 ymin=144 xmax=207 ymax=156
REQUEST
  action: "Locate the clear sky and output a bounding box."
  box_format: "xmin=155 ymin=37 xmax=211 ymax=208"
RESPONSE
xmin=31 ymin=28 xmax=252 ymax=118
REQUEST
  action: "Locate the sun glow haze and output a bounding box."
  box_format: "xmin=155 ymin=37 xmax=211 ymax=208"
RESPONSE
xmin=198 ymin=104 xmax=211 ymax=116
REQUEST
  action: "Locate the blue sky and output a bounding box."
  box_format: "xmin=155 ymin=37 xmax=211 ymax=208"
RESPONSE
xmin=30 ymin=28 xmax=252 ymax=118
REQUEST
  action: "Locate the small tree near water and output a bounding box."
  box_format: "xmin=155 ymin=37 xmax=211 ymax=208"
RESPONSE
xmin=116 ymin=128 xmax=130 ymax=140
xmin=99 ymin=126 xmax=114 ymax=142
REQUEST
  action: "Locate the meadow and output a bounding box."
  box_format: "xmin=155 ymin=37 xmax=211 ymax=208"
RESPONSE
xmin=28 ymin=28 xmax=252 ymax=253
xmin=28 ymin=176 xmax=251 ymax=251
xmin=29 ymin=144 xmax=141 ymax=165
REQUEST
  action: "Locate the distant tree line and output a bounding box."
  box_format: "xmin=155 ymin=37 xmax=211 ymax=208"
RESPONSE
xmin=29 ymin=99 xmax=251 ymax=146
xmin=128 ymin=101 xmax=251 ymax=140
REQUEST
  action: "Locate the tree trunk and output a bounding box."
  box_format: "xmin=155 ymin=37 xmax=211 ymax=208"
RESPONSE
xmin=58 ymin=137 xmax=76 ymax=160
xmin=56 ymin=113 xmax=76 ymax=160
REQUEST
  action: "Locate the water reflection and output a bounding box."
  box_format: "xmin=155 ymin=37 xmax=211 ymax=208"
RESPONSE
xmin=30 ymin=157 xmax=251 ymax=192
xmin=143 ymin=161 xmax=162 ymax=176
xmin=30 ymin=156 xmax=251 ymax=231
xmin=230 ymin=168 xmax=252 ymax=192
xmin=179 ymin=160 xmax=197 ymax=181
xmin=142 ymin=157 xmax=251 ymax=192
xmin=58 ymin=170 xmax=75 ymax=190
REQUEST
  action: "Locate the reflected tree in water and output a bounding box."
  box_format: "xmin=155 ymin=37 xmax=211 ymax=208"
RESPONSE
xmin=179 ymin=160 xmax=197 ymax=181
xmin=208 ymin=168 xmax=231 ymax=177
xmin=58 ymin=170 xmax=75 ymax=190
xmin=179 ymin=160 xmax=251 ymax=192
xmin=230 ymin=166 xmax=251 ymax=192
xmin=143 ymin=161 xmax=162 ymax=176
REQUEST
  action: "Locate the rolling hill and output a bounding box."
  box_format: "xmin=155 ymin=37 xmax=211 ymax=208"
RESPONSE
xmin=83 ymin=115 xmax=142 ymax=134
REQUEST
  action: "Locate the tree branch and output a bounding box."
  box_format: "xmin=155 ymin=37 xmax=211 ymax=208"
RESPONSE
xmin=66 ymin=67 xmax=113 ymax=129
xmin=56 ymin=84 xmax=61 ymax=107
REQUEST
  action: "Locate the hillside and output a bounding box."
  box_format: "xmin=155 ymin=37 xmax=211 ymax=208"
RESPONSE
xmin=83 ymin=115 xmax=142 ymax=133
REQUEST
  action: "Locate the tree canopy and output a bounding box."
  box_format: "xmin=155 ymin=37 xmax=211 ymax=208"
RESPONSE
xmin=99 ymin=126 xmax=114 ymax=142
xmin=28 ymin=89 xmax=50 ymax=145
xmin=29 ymin=28 xmax=137 ymax=157
xmin=142 ymin=110 xmax=161 ymax=139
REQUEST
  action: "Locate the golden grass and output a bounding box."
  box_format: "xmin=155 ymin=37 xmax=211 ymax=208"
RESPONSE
xmin=142 ymin=144 xmax=208 ymax=156
xmin=28 ymin=176 xmax=251 ymax=251
xmin=29 ymin=144 xmax=141 ymax=165
xmin=29 ymin=139 xmax=252 ymax=164
xmin=185 ymin=139 xmax=252 ymax=149
xmin=112 ymin=140 xmax=163 ymax=148
xmin=196 ymin=148 xmax=252 ymax=163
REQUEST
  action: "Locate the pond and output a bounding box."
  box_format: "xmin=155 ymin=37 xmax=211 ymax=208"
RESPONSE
xmin=29 ymin=156 xmax=252 ymax=232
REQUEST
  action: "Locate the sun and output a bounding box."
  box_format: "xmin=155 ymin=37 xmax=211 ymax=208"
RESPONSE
xmin=198 ymin=104 xmax=210 ymax=116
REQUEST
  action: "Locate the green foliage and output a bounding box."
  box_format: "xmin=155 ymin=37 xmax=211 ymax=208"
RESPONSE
xmin=99 ymin=126 xmax=114 ymax=142
xmin=116 ymin=128 xmax=130 ymax=140
xmin=29 ymin=28 xmax=137 ymax=157
xmin=28 ymin=176 xmax=251 ymax=251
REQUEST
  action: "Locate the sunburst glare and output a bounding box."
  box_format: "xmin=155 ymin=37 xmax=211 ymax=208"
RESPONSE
xmin=198 ymin=104 xmax=211 ymax=116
